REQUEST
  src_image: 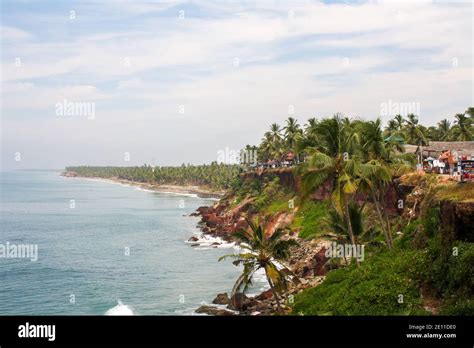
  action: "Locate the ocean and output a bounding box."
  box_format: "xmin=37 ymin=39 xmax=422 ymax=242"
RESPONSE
xmin=0 ymin=171 xmax=266 ymax=315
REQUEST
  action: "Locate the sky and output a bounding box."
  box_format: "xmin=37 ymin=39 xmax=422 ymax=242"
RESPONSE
xmin=1 ymin=0 xmax=473 ymax=170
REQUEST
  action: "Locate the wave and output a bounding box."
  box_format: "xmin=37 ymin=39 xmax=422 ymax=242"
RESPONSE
xmin=186 ymin=231 xmax=237 ymax=250
xmin=105 ymin=300 xmax=135 ymax=315
xmin=154 ymin=190 xmax=199 ymax=198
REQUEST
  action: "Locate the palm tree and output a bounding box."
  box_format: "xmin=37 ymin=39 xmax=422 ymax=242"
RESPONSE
xmin=465 ymin=107 xmax=474 ymax=118
xmin=269 ymin=123 xmax=282 ymax=144
xmin=295 ymin=118 xmax=320 ymax=161
xmin=283 ymin=117 xmax=302 ymax=162
xmin=298 ymin=115 xmax=362 ymax=265
xmin=219 ymin=219 xmax=299 ymax=312
xmin=385 ymin=119 xmax=398 ymax=135
xmin=300 ymin=151 xmax=361 ymax=262
xmin=359 ymin=160 xmax=394 ymax=249
xmin=404 ymin=114 xmax=427 ymax=145
xmin=358 ymin=118 xmax=386 ymax=161
xmin=394 ymin=114 xmax=404 ymax=130
xmin=452 ymin=113 xmax=472 ymax=141
xmin=437 ymin=119 xmax=451 ymax=141
xmin=325 ymin=201 xmax=365 ymax=250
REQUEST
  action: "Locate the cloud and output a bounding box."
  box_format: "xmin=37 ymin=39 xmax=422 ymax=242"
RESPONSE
xmin=0 ymin=26 xmax=33 ymax=41
xmin=0 ymin=0 xmax=472 ymax=170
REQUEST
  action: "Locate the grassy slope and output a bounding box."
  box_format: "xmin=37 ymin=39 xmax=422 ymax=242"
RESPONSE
xmin=291 ymin=200 xmax=330 ymax=239
xmin=292 ymin=247 xmax=428 ymax=315
xmin=231 ymin=172 xmax=474 ymax=316
xmin=292 ymin=207 xmax=474 ymax=316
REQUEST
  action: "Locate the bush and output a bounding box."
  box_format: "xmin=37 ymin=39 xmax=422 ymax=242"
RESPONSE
xmin=291 ymin=248 xmax=429 ymax=315
xmin=292 ymin=200 xmax=329 ymax=239
xmin=439 ymin=299 xmax=474 ymax=315
xmin=424 ymin=239 xmax=474 ymax=300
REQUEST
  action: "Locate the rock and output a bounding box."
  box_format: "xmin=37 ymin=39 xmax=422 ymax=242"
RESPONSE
xmin=190 ymin=243 xmax=200 ymax=247
xmin=210 ymin=242 xmax=220 ymax=247
xmin=227 ymin=293 xmax=258 ymax=311
xmin=255 ymin=289 xmax=273 ymax=301
xmin=195 ymin=305 xmax=235 ymax=316
xmin=196 ymin=206 xmax=211 ymax=215
xmin=188 ymin=236 xmax=199 ymax=242
xmin=440 ymin=200 xmax=474 ymax=245
xmin=212 ymin=293 xmax=230 ymax=305
xmin=312 ymin=247 xmax=330 ymax=276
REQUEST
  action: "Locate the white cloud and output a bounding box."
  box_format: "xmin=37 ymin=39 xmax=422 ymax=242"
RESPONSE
xmin=0 ymin=0 xmax=472 ymax=169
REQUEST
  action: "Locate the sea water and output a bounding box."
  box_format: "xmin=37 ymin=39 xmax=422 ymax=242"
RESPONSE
xmin=0 ymin=171 xmax=266 ymax=315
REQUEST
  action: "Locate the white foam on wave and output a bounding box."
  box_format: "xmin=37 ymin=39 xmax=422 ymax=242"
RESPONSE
xmin=105 ymin=300 xmax=135 ymax=315
xmin=186 ymin=231 xmax=236 ymax=249
xmin=133 ymin=187 xmax=155 ymax=193
xmin=157 ymin=190 xmax=199 ymax=198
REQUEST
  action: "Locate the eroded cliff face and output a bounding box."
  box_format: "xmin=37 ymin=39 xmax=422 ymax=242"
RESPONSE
xmin=440 ymin=200 xmax=474 ymax=245
xmin=240 ymin=168 xmax=300 ymax=192
xmin=241 ymin=169 xmax=403 ymax=213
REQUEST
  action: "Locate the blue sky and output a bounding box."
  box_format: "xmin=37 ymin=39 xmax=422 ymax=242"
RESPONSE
xmin=1 ymin=0 xmax=472 ymax=170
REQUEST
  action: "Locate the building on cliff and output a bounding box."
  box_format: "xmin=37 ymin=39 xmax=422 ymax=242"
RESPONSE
xmin=404 ymin=141 xmax=474 ymax=160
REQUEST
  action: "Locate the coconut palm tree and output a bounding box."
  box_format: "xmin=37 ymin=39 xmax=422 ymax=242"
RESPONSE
xmin=404 ymin=114 xmax=427 ymax=145
xmin=299 ymin=150 xmax=362 ymax=263
xmin=359 ymin=160 xmax=394 ymax=249
xmin=394 ymin=114 xmax=404 ymax=131
xmin=358 ymin=118 xmax=386 ymax=161
xmin=325 ymin=201 xmax=364 ymax=244
xmin=385 ymin=119 xmax=398 ymax=135
xmin=452 ymin=113 xmax=472 ymax=141
xmin=219 ymin=219 xmax=299 ymax=312
xmin=437 ymin=119 xmax=452 ymax=141
xmin=283 ymin=117 xmax=302 ymax=162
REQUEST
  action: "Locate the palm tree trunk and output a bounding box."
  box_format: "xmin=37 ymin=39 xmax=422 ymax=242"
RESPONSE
xmin=372 ymin=191 xmax=392 ymax=249
xmin=343 ymin=200 xmax=360 ymax=267
xmin=266 ymin=276 xmax=282 ymax=313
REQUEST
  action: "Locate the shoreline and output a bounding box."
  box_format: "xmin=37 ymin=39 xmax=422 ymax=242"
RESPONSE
xmin=60 ymin=172 xmax=225 ymax=199
xmin=191 ymin=196 xmax=330 ymax=316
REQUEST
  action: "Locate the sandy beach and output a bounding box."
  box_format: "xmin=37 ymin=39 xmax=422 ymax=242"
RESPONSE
xmin=60 ymin=172 xmax=225 ymax=199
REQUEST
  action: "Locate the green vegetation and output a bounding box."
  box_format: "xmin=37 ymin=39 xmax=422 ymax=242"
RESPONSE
xmin=384 ymin=107 xmax=473 ymax=142
xmin=219 ymin=218 xmax=299 ymax=312
xmin=292 ymin=200 xmax=329 ymax=239
xmin=292 ymin=203 xmax=474 ymax=316
xmin=436 ymin=182 xmax=474 ymax=202
xmin=68 ymin=108 xmax=473 ymax=316
xmin=230 ymin=110 xmax=473 ymax=316
xmin=251 ymin=108 xmax=473 ymax=169
xmin=292 ymin=247 xmax=428 ymax=315
xmin=66 ymin=163 xmax=242 ymax=190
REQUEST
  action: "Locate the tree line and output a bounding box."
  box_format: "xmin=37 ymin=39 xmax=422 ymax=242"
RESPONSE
xmin=65 ymin=163 xmax=242 ymax=190
xmin=252 ymin=107 xmax=473 ymax=164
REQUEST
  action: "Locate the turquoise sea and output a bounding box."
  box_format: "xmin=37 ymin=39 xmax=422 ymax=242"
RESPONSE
xmin=0 ymin=171 xmax=265 ymax=315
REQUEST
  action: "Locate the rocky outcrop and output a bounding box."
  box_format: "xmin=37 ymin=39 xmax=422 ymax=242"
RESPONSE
xmin=440 ymin=200 xmax=474 ymax=246
xmin=228 ymin=293 xmax=258 ymax=311
xmin=290 ymin=239 xmax=332 ymax=278
xmin=240 ymin=168 xmax=300 ymax=192
xmin=195 ymin=305 xmax=236 ymax=316
xmin=212 ymin=293 xmax=230 ymax=305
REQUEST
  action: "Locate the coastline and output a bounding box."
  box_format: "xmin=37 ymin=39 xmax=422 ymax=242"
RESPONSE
xmin=190 ymin=196 xmax=330 ymax=316
xmin=60 ymin=171 xmax=225 ymax=199
xmin=62 ymin=169 xmax=329 ymax=316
